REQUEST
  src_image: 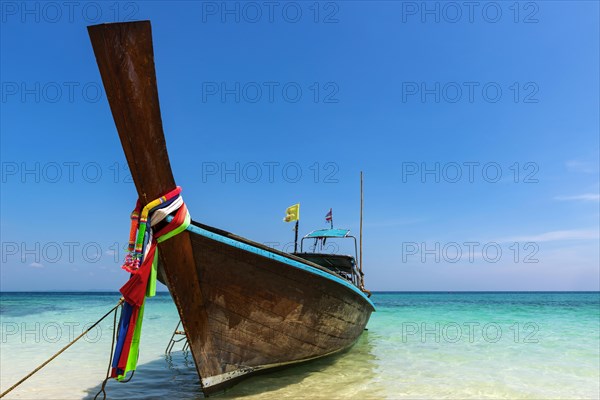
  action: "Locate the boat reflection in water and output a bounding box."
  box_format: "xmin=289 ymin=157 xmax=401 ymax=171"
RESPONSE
xmin=83 ymin=330 xmax=380 ymax=400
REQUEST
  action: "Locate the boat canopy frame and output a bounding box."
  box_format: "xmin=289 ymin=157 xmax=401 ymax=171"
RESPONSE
xmin=299 ymin=229 xmax=362 ymax=287
xmin=300 ymin=229 xmax=358 ymax=260
xmin=304 ymin=228 xmax=351 ymax=239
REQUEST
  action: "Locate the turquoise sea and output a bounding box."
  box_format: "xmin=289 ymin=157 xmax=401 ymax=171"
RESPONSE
xmin=1 ymin=292 xmax=599 ymax=399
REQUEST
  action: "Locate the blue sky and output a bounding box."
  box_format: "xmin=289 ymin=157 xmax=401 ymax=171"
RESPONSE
xmin=1 ymin=1 xmax=598 ymax=291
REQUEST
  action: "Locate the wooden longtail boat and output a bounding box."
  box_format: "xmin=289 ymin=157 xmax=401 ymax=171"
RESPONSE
xmin=87 ymin=20 xmax=374 ymax=395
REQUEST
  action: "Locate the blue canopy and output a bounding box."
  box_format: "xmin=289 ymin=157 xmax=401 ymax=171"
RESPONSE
xmin=305 ymin=229 xmax=350 ymax=238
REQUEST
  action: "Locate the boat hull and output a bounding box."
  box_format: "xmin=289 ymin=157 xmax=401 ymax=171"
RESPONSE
xmin=180 ymin=222 xmax=375 ymax=394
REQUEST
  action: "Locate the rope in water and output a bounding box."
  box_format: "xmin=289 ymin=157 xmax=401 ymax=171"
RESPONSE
xmin=0 ymin=298 xmax=124 ymax=399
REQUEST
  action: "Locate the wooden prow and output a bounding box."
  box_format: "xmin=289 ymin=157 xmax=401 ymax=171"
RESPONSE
xmin=87 ymin=21 xmax=218 ymax=385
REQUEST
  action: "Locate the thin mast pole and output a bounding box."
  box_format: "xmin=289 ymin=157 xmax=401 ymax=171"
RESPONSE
xmin=294 ymin=220 xmax=299 ymax=253
xmin=359 ymin=171 xmax=364 ymax=286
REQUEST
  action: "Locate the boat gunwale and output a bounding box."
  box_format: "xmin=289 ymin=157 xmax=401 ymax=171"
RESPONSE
xmin=169 ymin=217 xmax=376 ymax=310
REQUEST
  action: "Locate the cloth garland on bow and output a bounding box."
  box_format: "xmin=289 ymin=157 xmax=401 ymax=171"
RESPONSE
xmin=111 ymin=186 xmax=190 ymax=380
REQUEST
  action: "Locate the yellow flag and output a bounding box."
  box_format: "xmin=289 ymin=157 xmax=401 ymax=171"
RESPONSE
xmin=283 ymin=203 xmax=300 ymax=222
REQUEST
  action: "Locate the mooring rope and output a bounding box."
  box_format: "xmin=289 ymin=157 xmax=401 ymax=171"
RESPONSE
xmin=0 ymin=298 xmax=124 ymax=399
xmin=93 ymin=299 xmax=123 ymax=400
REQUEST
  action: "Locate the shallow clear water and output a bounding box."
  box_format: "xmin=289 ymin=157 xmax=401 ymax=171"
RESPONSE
xmin=1 ymin=292 xmax=598 ymax=399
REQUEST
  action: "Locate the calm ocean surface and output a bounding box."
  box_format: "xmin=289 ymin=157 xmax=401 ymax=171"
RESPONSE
xmin=1 ymin=292 xmax=598 ymax=399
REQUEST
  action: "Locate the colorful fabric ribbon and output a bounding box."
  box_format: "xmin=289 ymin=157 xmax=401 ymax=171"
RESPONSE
xmin=111 ymin=186 xmax=190 ymax=380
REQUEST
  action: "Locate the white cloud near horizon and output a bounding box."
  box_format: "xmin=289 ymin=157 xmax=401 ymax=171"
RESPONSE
xmin=566 ymin=160 xmax=598 ymax=174
xmin=501 ymin=229 xmax=599 ymax=243
xmin=29 ymin=262 xmax=43 ymax=268
xmin=555 ymin=193 xmax=600 ymax=202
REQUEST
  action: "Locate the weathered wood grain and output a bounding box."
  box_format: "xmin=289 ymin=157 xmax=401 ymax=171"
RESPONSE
xmin=189 ymin=229 xmax=373 ymax=393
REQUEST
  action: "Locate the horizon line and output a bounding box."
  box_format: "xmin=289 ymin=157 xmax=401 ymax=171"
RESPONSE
xmin=1 ymin=290 xmax=599 ymax=294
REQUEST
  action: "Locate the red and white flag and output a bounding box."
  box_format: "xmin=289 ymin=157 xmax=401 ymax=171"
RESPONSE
xmin=325 ymin=208 xmax=332 ymax=223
